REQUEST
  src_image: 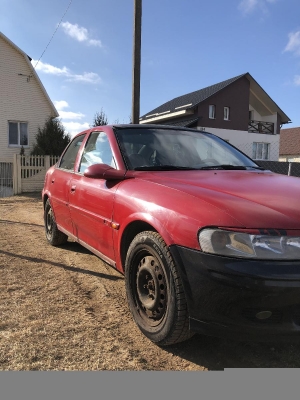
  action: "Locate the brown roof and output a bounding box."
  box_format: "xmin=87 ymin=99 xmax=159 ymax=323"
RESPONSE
xmin=280 ymin=127 xmax=300 ymax=155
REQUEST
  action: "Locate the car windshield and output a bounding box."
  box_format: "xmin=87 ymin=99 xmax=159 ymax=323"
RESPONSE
xmin=114 ymin=127 xmax=260 ymax=171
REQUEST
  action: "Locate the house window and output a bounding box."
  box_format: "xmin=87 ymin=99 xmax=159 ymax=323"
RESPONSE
xmin=252 ymin=142 xmax=270 ymax=160
xmin=224 ymin=107 xmax=230 ymax=120
xmin=209 ymin=105 xmax=216 ymax=119
xmin=208 ymin=104 xmax=216 ymax=119
xmin=8 ymin=121 xmax=28 ymax=146
xmin=249 ymin=110 xmax=254 ymax=121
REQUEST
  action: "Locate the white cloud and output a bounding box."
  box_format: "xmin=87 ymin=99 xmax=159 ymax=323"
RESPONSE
xmin=294 ymin=75 xmax=300 ymax=86
xmin=238 ymin=0 xmax=277 ymax=14
xmin=283 ymin=31 xmax=300 ymax=87
xmin=88 ymin=39 xmax=102 ymax=47
xmin=32 ymin=60 xmax=101 ymax=84
xmin=239 ymin=0 xmax=258 ymax=14
xmin=34 ymin=61 xmax=69 ymax=76
xmin=63 ymin=121 xmax=90 ymax=137
xmin=67 ymin=72 xmax=101 ymax=84
xmin=58 ymin=111 xmax=85 ymax=120
xmin=54 ymin=100 xmax=69 ymax=110
xmin=284 ymin=31 xmax=300 ymax=56
xmin=53 ymin=100 xmax=89 ymax=136
xmin=61 ymin=22 xmax=102 ymax=47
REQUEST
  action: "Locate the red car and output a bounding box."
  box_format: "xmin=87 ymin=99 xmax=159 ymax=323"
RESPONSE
xmin=42 ymin=125 xmax=300 ymax=345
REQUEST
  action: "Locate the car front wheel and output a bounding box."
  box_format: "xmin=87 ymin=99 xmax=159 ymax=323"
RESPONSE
xmin=44 ymin=199 xmax=68 ymax=246
xmin=125 ymin=231 xmax=193 ymax=346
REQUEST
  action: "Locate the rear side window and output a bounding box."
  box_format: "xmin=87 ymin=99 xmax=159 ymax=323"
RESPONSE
xmin=59 ymin=134 xmax=85 ymax=170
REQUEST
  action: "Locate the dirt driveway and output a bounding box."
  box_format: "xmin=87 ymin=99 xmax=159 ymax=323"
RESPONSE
xmin=1 ymin=193 xmax=300 ymax=370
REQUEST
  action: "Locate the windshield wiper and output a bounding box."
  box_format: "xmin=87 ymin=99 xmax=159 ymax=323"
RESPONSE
xmin=245 ymin=165 xmax=265 ymax=170
xmin=133 ymin=165 xmax=198 ymax=171
xmin=134 ymin=164 xmax=266 ymax=172
xmin=198 ymin=164 xmax=247 ymax=170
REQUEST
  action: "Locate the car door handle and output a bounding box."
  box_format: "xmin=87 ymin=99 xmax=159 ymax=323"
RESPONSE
xmin=70 ymin=185 xmax=76 ymax=193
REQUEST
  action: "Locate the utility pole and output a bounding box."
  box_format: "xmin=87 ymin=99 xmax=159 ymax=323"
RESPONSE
xmin=132 ymin=0 xmax=142 ymax=124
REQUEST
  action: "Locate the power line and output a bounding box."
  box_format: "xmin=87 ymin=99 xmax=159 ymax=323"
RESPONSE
xmin=33 ymin=0 xmax=73 ymax=70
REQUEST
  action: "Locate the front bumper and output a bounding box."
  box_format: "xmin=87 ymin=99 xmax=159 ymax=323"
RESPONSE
xmin=170 ymin=245 xmax=300 ymax=342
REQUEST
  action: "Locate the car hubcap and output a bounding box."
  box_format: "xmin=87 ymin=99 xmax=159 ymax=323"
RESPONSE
xmin=136 ymin=255 xmax=167 ymax=321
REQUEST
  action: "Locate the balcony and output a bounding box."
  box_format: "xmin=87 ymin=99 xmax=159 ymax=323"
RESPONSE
xmin=248 ymin=120 xmax=274 ymax=134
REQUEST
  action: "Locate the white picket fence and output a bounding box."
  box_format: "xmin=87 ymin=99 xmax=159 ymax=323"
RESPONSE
xmin=13 ymin=155 xmax=59 ymax=195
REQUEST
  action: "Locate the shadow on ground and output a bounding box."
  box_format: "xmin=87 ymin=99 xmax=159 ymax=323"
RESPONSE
xmin=0 ymin=248 xmax=123 ymax=282
xmin=162 ymin=333 xmax=300 ymax=369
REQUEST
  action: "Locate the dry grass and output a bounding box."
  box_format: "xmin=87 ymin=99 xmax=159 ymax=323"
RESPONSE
xmin=1 ymin=193 xmax=300 ymax=370
xmin=0 ymin=194 xmax=203 ymax=370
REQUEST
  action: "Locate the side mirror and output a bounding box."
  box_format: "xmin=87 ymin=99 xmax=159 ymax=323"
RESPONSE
xmin=84 ymin=164 xmax=132 ymax=181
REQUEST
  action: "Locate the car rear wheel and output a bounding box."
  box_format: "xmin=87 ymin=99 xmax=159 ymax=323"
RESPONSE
xmin=125 ymin=231 xmax=193 ymax=346
xmin=44 ymin=199 xmax=68 ymax=246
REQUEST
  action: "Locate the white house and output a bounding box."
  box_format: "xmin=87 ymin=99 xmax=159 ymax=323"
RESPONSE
xmin=0 ymin=31 xmax=58 ymax=162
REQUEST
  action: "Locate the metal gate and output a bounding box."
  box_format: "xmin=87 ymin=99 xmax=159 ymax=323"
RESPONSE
xmin=0 ymin=162 xmax=13 ymax=198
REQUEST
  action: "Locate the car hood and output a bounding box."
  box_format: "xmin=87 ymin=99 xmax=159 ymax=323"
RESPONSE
xmin=134 ymin=169 xmax=300 ymax=229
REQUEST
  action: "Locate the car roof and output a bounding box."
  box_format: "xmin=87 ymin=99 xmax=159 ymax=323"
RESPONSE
xmin=72 ymin=123 xmax=208 ymax=139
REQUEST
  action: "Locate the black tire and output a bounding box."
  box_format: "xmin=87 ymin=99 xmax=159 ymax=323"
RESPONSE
xmin=125 ymin=231 xmax=194 ymax=346
xmin=44 ymin=199 xmax=68 ymax=246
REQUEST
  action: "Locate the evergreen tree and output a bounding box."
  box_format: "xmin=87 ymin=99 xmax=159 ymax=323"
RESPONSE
xmin=92 ymin=109 xmax=108 ymax=127
xmin=31 ymin=117 xmax=70 ymax=156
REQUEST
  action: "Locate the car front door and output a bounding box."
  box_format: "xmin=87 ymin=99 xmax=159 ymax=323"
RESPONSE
xmin=68 ymin=131 xmax=119 ymax=262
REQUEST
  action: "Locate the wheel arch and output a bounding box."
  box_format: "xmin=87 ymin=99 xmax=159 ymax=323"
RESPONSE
xmin=119 ymin=216 xmax=173 ymax=273
xmin=43 ymin=194 xmax=49 ymax=209
xmin=42 ymin=190 xmax=51 ymax=209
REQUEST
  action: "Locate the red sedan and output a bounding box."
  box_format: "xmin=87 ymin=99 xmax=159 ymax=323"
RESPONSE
xmin=42 ymin=125 xmax=300 ymax=345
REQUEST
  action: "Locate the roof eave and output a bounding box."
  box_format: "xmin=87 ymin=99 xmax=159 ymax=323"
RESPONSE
xmin=140 ymin=109 xmax=194 ymax=124
xmin=246 ymin=73 xmax=291 ymax=124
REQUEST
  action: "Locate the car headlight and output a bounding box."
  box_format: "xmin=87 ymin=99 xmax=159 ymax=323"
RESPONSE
xmin=198 ymin=228 xmax=300 ymax=260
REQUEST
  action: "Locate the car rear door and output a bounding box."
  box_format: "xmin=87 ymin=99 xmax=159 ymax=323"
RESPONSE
xmin=50 ymin=134 xmax=86 ymax=236
xmin=68 ymin=131 xmax=119 ymax=262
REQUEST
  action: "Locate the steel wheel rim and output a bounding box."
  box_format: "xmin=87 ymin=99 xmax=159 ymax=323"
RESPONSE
xmin=134 ymin=253 xmax=167 ymax=326
xmin=46 ymin=208 xmax=53 ymax=237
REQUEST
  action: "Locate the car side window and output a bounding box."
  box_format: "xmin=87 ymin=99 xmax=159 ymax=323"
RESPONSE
xmin=59 ymin=134 xmax=85 ymax=170
xmin=79 ymin=131 xmax=116 ymax=173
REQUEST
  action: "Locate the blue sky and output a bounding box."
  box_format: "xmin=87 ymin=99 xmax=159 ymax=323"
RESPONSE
xmin=1 ymin=0 xmax=300 ymax=136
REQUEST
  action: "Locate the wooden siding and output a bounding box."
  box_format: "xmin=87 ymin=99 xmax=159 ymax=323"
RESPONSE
xmin=196 ymin=76 xmax=250 ymax=131
xmin=0 ymin=36 xmax=56 ymax=160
